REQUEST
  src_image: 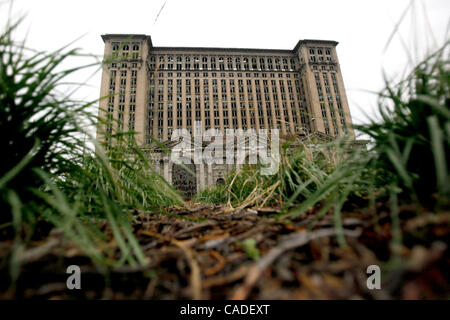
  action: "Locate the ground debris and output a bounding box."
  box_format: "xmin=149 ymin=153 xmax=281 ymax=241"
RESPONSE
xmin=0 ymin=203 xmax=449 ymax=300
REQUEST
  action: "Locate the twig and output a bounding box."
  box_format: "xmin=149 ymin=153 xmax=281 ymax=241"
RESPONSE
xmin=15 ymin=237 xmax=60 ymax=265
xmin=202 ymin=265 xmax=249 ymax=289
xmin=203 ymin=250 xmax=226 ymax=276
xmin=230 ymin=228 xmax=361 ymax=300
xmin=140 ymin=230 xmax=202 ymax=299
xmin=173 ymin=221 xmax=216 ymax=238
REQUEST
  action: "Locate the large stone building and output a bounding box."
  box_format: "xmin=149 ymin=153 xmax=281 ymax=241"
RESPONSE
xmin=97 ymin=34 xmax=354 ymax=197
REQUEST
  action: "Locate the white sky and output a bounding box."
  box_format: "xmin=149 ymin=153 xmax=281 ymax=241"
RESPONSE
xmin=2 ymin=0 xmax=450 ymax=130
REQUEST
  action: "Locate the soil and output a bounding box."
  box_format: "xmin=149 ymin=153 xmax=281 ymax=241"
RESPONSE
xmin=1 ymin=203 xmax=449 ymax=299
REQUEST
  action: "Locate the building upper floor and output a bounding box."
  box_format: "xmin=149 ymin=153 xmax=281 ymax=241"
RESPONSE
xmin=101 ymin=34 xmax=341 ymax=74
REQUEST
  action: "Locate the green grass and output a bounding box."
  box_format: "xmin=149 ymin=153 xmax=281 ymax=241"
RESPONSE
xmin=195 ymin=183 xmax=229 ymax=204
xmin=0 ymin=18 xmax=184 ymax=285
xmin=355 ymin=41 xmax=450 ymax=209
xmin=199 ymin=40 xmax=449 ymax=249
xmin=1 ymin=8 xmax=448 ymax=294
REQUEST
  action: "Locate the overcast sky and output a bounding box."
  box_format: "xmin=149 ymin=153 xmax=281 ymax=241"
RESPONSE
xmin=3 ymin=0 xmax=449 ymax=129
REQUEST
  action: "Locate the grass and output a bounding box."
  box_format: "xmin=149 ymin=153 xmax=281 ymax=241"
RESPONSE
xmin=356 ymin=41 xmax=450 ymax=209
xmin=1 ymin=7 xmax=449 ymax=298
xmin=196 ymin=136 xmax=368 ymax=209
xmin=0 ymin=18 xmax=184 ymax=286
xmin=197 ymin=40 xmax=449 ymax=250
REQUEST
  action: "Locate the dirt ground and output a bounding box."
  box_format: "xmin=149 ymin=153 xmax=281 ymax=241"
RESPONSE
xmin=1 ymin=203 xmax=449 ymax=299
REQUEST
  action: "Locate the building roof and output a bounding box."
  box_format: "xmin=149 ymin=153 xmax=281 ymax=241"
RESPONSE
xmin=101 ymin=34 xmax=153 ymax=47
xmin=101 ymin=34 xmax=338 ymax=53
xmin=151 ymin=46 xmax=293 ymax=54
xmin=293 ymin=39 xmax=339 ymax=52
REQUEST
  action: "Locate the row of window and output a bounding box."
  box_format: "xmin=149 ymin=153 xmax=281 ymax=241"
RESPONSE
xmin=149 ymin=93 xmax=301 ymax=104
xmin=309 ymin=55 xmax=333 ymax=62
xmin=151 ymin=55 xmax=296 ymax=65
xmin=105 ymin=69 xmax=137 ymax=135
xmin=151 ymin=78 xmax=300 ymax=90
xmin=155 ymin=78 xmax=300 ymax=85
xmin=148 ymin=99 xmax=308 ymax=112
xmin=146 ymin=115 xmax=308 ymax=142
xmin=111 ymin=42 xmax=140 ymax=52
xmin=309 ymin=48 xmax=332 ymax=55
xmin=149 ymin=78 xmax=303 ymax=102
xmin=147 ymin=100 xmax=309 ymax=129
xmin=312 ymin=65 xmax=336 ymax=71
xmin=152 ymin=71 xmax=300 ymax=79
xmin=148 ymin=55 xmax=297 ymax=71
xmin=111 ymin=62 xmax=139 ymax=69
xmin=314 ymin=72 xmax=346 ymax=135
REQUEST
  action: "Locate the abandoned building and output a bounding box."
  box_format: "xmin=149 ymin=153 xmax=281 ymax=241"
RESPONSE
xmin=97 ymin=34 xmax=354 ymax=197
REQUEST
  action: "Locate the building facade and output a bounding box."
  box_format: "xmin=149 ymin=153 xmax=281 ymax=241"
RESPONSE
xmin=97 ymin=34 xmax=354 ymax=197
